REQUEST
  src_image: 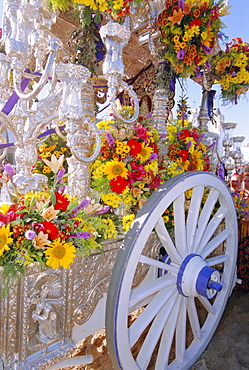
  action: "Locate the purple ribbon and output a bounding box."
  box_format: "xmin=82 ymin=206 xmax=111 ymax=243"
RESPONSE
xmin=206 ymin=89 xmax=216 ymax=119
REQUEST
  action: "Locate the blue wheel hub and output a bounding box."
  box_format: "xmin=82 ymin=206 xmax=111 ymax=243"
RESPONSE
xmin=177 ymin=254 xmax=223 ymax=299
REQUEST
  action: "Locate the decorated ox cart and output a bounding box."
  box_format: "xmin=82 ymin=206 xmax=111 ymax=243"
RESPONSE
xmin=0 ymin=0 xmax=241 ymax=369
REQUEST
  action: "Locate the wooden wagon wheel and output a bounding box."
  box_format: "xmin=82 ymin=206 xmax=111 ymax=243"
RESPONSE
xmin=106 ymin=171 xmax=238 ymax=370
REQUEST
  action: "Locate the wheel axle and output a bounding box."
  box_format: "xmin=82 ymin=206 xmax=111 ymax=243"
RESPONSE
xmin=177 ymin=254 xmax=223 ymax=299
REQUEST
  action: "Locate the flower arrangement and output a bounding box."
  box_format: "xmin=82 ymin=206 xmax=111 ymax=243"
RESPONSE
xmin=231 ymin=190 xmax=249 ymax=219
xmin=34 ymin=132 xmax=71 ymax=187
xmin=212 ymin=37 xmax=249 ymax=103
xmin=157 ymin=0 xmax=229 ymax=77
xmin=0 ymin=154 xmax=117 ymax=284
xmin=165 ymin=97 xmax=212 ymax=178
xmin=90 ymin=112 xmax=165 ymax=228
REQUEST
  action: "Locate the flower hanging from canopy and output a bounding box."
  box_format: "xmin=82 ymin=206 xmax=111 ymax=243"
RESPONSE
xmin=212 ymin=38 xmax=249 ymax=104
xmin=158 ymin=0 xmax=230 ymax=78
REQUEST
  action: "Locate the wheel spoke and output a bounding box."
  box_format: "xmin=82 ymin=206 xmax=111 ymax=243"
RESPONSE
xmin=175 ymin=297 xmax=188 ymax=363
xmin=136 ymin=292 xmax=179 ymax=369
xmin=202 ymin=229 xmax=231 ymax=259
xmin=198 ymin=296 xmax=216 ymax=315
xmin=187 ymin=297 xmax=201 ymax=340
xmin=129 ymin=274 xmax=176 ymax=312
xmin=173 ymin=193 xmax=187 ymax=258
xmin=155 ymin=295 xmax=183 ymax=369
xmin=206 ymin=254 xmax=230 ymax=266
xmin=193 ymin=189 xmax=219 ymax=253
xmin=155 ymin=217 xmax=182 ymax=264
xmin=186 ymin=185 xmax=205 ymax=253
xmin=198 ymin=206 xmax=228 ymax=254
xmin=129 ymin=285 xmax=176 ymax=348
xmin=139 ymin=255 xmax=179 ymax=276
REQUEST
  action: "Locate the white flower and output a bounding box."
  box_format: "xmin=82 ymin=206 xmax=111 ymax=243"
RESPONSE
xmin=43 ymin=154 xmax=64 ymax=174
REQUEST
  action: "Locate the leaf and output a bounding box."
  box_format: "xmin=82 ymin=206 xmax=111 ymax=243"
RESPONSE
xmin=132 ymin=181 xmax=142 ymax=186
xmin=30 ymin=196 xmax=36 ymax=207
xmin=51 ymin=191 xmax=56 ymax=205
xmin=16 ymin=209 xmax=28 ymax=214
xmin=94 ymin=12 xmax=101 ymax=25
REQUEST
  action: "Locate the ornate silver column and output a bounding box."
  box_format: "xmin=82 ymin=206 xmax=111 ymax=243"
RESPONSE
xmin=232 ymin=136 xmax=245 ymax=173
xmin=57 ymin=62 xmax=101 ymax=199
xmin=221 ymin=122 xmax=237 ymax=182
xmin=100 ymin=17 xmax=139 ymax=123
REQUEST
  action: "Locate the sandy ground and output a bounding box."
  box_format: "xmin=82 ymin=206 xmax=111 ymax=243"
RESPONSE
xmin=62 ymin=291 xmax=249 ymax=370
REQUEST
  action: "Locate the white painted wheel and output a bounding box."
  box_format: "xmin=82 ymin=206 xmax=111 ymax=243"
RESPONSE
xmin=106 ymin=171 xmax=238 ymax=370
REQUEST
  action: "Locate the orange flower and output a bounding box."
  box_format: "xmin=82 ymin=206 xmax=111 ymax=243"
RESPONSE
xmin=168 ymin=8 xmax=184 ymax=25
xmin=173 ymin=63 xmax=185 ymax=73
xmin=183 ymin=3 xmax=191 ymax=14
xmin=193 ymin=9 xmax=201 ymax=18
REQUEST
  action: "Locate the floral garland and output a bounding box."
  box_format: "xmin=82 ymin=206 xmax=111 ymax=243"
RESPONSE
xmin=90 ymin=112 xmax=165 ymax=229
xmin=212 ymin=38 xmax=249 ymax=104
xmin=0 ymin=154 xmax=117 ymax=284
xmin=157 ymin=0 xmax=229 ymax=78
xmin=48 ymin=0 xmax=144 ymax=22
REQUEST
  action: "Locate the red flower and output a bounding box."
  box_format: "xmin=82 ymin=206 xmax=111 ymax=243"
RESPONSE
xmin=110 ymin=176 xmax=129 ymax=193
xmin=39 ymin=221 xmax=60 ymax=240
xmin=179 ymin=129 xmax=190 ymax=141
xmin=54 ymin=192 xmax=70 ymax=212
xmin=127 ymin=139 xmax=142 ymax=156
xmin=179 ymin=149 xmax=188 ymax=162
xmin=189 ymin=18 xmax=201 ymax=28
xmin=150 ymin=142 xmax=159 ymax=155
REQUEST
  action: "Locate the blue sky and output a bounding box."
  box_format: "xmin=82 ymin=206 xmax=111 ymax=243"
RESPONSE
xmin=0 ymin=0 xmax=249 ymax=141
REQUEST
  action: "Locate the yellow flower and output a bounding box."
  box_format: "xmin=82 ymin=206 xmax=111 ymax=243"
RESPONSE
xmin=173 ymin=35 xmax=180 ymax=43
xmin=97 ymin=0 xmax=108 ymax=12
xmin=45 ymin=238 xmax=76 ymax=269
xmin=122 ymin=214 xmax=135 ymax=232
xmin=75 ymin=0 xmax=97 ymax=10
xmin=136 ymin=143 xmax=153 ymax=161
xmin=102 ymin=193 xmax=121 ymax=208
xmin=97 ymin=120 xmax=113 ymax=130
xmin=180 ymin=160 xmax=190 ymax=171
xmin=163 ymin=215 xmax=169 ymax=223
xmin=0 ymin=224 xmax=13 ymax=257
xmin=192 ymin=150 xmax=203 ymax=170
xmin=42 ymin=166 xmax=52 ymax=174
xmin=144 ymin=161 xmax=158 ymax=174
xmin=105 ymin=160 xmax=128 ymax=180
xmin=53 ymin=150 xmax=62 ymax=158
xmin=185 ymin=189 xmax=193 ymax=199
xmin=182 ymin=34 xmax=189 ymax=42
xmin=0 ymin=203 xmax=11 ymax=215
xmin=102 ymin=218 xmax=117 ymax=239
xmin=112 ymin=0 xmax=123 ymax=10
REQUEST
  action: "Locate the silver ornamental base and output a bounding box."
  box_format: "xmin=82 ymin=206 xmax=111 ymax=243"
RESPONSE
xmin=0 ymin=235 xmax=159 ymax=369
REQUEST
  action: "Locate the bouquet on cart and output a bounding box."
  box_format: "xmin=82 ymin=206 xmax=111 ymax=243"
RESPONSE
xmin=90 ymin=110 xmax=166 ymax=232
xmin=0 ymin=154 xmax=118 ymax=285
xmin=165 ymin=99 xmax=212 ymax=178
xmin=212 ymin=37 xmax=249 ymax=104
xmin=162 ymin=97 xmax=213 ymax=232
xmin=157 ymin=0 xmax=230 ymax=78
